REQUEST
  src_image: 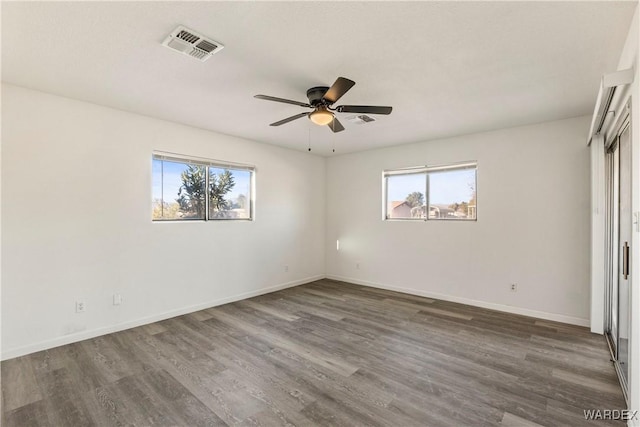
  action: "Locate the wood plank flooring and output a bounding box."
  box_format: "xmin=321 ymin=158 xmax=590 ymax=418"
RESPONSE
xmin=1 ymin=279 xmax=626 ymax=426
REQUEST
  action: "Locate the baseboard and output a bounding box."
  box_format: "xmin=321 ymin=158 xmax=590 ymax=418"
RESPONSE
xmin=1 ymin=274 xmax=324 ymax=361
xmin=326 ymin=275 xmax=590 ymax=327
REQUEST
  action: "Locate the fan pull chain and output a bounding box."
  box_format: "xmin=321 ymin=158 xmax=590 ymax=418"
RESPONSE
xmin=308 ymin=128 xmax=311 ymax=152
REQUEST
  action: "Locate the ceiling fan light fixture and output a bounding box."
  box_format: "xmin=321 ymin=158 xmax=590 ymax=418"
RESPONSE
xmin=309 ymin=109 xmax=334 ymax=126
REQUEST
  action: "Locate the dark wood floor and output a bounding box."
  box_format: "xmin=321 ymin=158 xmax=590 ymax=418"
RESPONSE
xmin=2 ymin=279 xmax=626 ymax=426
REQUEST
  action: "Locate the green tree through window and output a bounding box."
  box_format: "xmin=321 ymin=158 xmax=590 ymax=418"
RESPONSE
xmin=152 ymin=154 xmax=253 ymax=221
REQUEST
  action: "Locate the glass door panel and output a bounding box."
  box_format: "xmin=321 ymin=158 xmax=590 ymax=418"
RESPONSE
xmin=617 ymin=121 xmax=631 ymax=386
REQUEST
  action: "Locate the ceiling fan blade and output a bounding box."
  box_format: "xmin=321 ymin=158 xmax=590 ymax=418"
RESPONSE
xmin=336 ymin=105 xmax=393 ymax=115
xmin=322 ymin=77 xmax=355 ymax=104
xmin=255 ymin=95 xmax=311 ymax=108
xmin=327 ymin=117 xmax=345 ymax=133
xmin=270 ymin=112 xmax=309 ymax=126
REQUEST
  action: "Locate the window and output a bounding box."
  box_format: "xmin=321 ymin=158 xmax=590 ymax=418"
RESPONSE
xmin=384 ymin=168 xmax=428 ymax=220
xmin=384 ymin=162 xmax=476 ymax=221
xmin=152 ymin=152 xmax=254 ymax=221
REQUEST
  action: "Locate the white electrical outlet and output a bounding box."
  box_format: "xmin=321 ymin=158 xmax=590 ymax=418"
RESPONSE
xmin=284 ymin=265 xmax=289 ymax=272
xmin=356 ymin=263 xmax=360 ymax=270
xmin=76 ymin=301 xmax=86 ymax=313
xmin=510 ymin=283 xmax=518 ymax=292
xmin=113 ymin=293 xmax=122 ymax=306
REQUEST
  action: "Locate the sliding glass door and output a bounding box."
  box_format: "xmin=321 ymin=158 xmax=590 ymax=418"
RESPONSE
xmin=604 ymin=107 xmax=631 ymax=399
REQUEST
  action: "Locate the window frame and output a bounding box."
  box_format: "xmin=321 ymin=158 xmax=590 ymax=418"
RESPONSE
xmin=152 ymin=151 xmax=256 ymax=222
xmin=383 ymin=161 xmax=477 ymax=222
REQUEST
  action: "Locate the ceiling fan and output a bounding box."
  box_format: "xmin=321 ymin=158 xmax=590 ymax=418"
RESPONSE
xmin=254 ymin=77 xmax=392 ymax=133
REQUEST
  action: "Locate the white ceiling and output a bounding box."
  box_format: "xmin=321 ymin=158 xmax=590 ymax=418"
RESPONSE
xmin=2 ymin=1 xmax=636 ymax=156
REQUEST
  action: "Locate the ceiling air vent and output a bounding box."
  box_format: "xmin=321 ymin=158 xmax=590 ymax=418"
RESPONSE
xmin=162 ymin=26 xmax=224 ymax=62
xmin=346 ymin=115 xmax=376 ymax=125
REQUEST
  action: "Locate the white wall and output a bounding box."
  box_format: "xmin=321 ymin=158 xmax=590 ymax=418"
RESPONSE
xmin=1 ymin=84 xmax=326 ymax=359
xmin=326 ymin=116 xmax=592 ymax=325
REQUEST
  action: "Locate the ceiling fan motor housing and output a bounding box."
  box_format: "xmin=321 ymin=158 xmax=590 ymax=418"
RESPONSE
xmin=306 ymin=86 xmax=330 ymax=106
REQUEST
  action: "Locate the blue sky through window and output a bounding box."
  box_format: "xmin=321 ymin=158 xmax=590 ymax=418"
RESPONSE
xmin=152 ymin=160 xmax=251 ymax=204
xmin=429 ymin=169 xmax=475 ymax=205
xmin=387 ymin=174 xmax=425 ymax=204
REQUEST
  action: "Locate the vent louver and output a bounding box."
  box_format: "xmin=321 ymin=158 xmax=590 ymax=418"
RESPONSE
xmin=162 ymin=26 xmax=224 ymax=62
xmin=196 ymin=40 xmax=218 ymax=53
xmin=177 ymin=30 xmax=199 ymax=44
